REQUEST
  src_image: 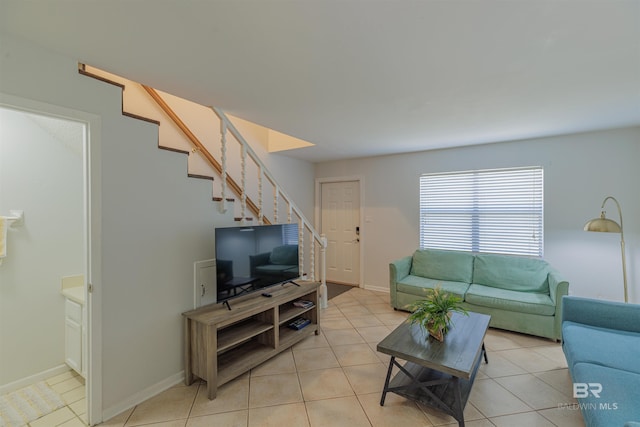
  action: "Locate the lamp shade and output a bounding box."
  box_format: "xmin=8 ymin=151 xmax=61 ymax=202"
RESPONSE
xmin=584 ymin=215 xmax=622 ymax=233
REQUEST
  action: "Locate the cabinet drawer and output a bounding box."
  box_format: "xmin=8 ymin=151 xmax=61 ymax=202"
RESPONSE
xmin=65 ymin=298 xmax=82 ymax=324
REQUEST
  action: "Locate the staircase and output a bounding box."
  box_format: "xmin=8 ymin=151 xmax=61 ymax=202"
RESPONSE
xmin=79 ymin=64 xmax=328 ymax=307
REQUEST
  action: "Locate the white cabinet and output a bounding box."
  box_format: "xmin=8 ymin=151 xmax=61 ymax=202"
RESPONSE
xmin=64 ymin=298 xmax=85 ymax=377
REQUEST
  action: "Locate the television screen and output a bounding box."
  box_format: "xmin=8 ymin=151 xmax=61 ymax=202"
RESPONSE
xmin=214 ymin=223 xmax=299 ymax=304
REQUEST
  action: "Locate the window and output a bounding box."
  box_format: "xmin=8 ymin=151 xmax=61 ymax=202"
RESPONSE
xmin=282 ymin=223 xmax=299 ymax=246
xmin=419 ymin=167 xmax=543 ymax=257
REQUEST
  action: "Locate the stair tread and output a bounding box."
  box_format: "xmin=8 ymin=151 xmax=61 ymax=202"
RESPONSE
xmin=188 ymin=173 xmax=214 ymax=181
xmin=159 ymin=146 xmax=189 ymax=155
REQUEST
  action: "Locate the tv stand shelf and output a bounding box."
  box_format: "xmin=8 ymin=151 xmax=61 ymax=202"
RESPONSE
xmin=183 ymin=281 xmax=320 ymax=399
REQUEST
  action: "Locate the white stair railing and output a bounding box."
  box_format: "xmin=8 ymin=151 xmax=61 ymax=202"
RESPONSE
xmin=210 ymin=106 xmax=328 ymax=307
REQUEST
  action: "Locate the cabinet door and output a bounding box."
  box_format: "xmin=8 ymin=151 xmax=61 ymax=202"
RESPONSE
xmin=65 ymin=317 xmax=82 ymax=373
xmin=65 ymin=298 xmax=83 ymax=374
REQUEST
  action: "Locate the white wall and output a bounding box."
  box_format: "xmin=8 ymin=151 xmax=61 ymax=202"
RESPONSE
xmin=315 ymin=128 xmax=640 ymax=303
xmin=0 ymin=33 xmax=316 ymax=421
xmin=0 ymin=108 xmax=84 ymax=386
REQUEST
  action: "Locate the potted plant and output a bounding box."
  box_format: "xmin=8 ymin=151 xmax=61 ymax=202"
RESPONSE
xmin=406 ymin=285 xmax=468 ymax=342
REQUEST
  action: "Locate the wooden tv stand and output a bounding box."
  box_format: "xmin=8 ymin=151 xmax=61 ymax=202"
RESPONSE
xmin=182 ymin=281 xmax=320 ymax=399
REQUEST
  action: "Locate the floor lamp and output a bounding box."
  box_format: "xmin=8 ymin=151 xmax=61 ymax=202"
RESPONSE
xmin=583 ymin=196 xmax=628 ymax=303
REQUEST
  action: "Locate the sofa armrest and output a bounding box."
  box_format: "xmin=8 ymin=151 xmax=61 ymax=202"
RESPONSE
xmin=389 ymin=255 xmax=412 ymax=308
xmin=249 ymin=252 xmax=271 ymax=275
xmin=390 ymin=256 xmax=411 ymax=283
xmin=562 ymin=296 xmax=640 ymax=334
xmin=548 ymin=270 xmax=569 ymax=306
xmin=549 ymin=270 xmax=569 ymax=340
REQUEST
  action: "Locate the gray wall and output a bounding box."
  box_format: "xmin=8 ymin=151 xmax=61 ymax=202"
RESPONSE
xmin=316 ymin=127 xmax=640 ymax=303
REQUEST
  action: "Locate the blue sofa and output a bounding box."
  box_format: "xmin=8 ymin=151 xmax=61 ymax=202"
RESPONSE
xmin=390 ymin=249 xmax=568 ymax=340
xmin=562 ymin=296 xmax=640 ymax=426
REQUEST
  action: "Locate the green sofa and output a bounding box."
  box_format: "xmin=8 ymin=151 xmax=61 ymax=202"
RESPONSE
xmin=562 ymin=296 xmax=640 ymax=426
xmin=249 ymin=244 xmax=299 ymax=283
xmin=389 ymin=249 xmax=569 ymax=340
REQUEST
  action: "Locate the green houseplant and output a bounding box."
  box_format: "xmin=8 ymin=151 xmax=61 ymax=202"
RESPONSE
xmin=406 ymin=285 xmax=468 ymax=342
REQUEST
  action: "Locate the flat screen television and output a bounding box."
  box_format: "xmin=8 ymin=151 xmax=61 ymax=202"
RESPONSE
xmin=214 ymin=223 xmax=300 ymax=307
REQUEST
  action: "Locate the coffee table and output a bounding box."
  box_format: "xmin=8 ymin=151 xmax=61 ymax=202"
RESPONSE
xmin=377 ymin=311 xmax=490 ymax=427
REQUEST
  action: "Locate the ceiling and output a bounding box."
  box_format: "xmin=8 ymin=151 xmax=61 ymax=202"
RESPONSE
xmin=1 ymin=0 xmax=639 ymax=163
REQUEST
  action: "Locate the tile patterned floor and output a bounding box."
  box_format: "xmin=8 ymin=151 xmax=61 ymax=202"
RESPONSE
xmin=97 ymin=287 xmax=585 ymax=427
xmin=29 ymin=370 xmax=87 ymax=427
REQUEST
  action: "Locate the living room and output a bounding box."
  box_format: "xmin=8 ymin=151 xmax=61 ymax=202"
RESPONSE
xmin=1 ymin=2 xmax=638 ymax=426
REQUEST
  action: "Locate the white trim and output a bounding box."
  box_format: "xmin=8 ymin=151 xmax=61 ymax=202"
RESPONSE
xmin=363 ymin=284 xmax=389 ymax=294
xmin=86 ymin=112 xmax=103 ymax=427
xmin=315 ymin=176 xmax=365 ymax=289
xmin=0 ymin=93 xmax=103 ymax=426
xmin=0 ymin=365 xmax=71 ymax=395
xmin=101 ymin=371 xmax=185 ymax=422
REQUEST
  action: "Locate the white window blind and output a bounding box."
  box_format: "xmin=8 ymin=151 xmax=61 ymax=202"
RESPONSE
xmin=282 ymin=223 xmax=299 ymax=245
xmin=419 ymin=167 xmax=543 ymax=257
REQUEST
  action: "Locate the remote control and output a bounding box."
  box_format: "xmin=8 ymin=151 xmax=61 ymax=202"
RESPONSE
xmin=262 ymin=292 xmax=272 ymax=297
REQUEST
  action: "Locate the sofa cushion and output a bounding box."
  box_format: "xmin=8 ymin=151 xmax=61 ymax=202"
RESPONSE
xmin=269 ymin=245 xmax=298 ymax=265
xmin=396 ymin=275 xmax=469 ymax=300
xmin=473 ymin=254 xmax=549 ymax=293
xmin=465 ymin=284 xmax=555 ymax=316
xmin=410 ymin=249 xmax=474 ymax=283
xmin=562 ymin=321 xmax=640 ymax=375
xmin=571 ymin=362 xmax=640 ymax=427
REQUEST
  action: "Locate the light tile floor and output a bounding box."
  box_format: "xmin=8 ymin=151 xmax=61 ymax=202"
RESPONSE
xmin=98 ymin=287 xmax=585 ymax=427
xmin=29 ymin=370 xmax=87 ymax=426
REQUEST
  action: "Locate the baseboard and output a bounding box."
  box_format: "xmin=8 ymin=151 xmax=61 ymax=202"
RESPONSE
xmin=0 ymin=364 xmax=71 ymax=395
xmin=363 ymin=284 xmax=389 ymax=294
xmin=101 ymin=371 xmax=185 ymax=422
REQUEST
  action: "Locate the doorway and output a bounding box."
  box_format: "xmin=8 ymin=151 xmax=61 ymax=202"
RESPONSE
xmin=0 ymin=98 xmax=99 ymax=425
xmin=318 ymin=179 xmax=362 ymax=286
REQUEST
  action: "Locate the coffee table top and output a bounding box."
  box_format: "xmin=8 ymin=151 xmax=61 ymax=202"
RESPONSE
xmin=377 ymin=311 xmax=490 ymax=379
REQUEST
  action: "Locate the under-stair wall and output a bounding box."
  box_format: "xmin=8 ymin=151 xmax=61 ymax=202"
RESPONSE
xmin=79 ymin=65 xmax=326 ymax=289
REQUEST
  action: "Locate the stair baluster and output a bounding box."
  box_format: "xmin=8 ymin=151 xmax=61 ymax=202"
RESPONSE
xmin=240 ymin=144 xmax=247 ymax=222
xmin=220 ymin=120 xmax=228 ymax=213
xmin=299 ymin=218 xmax=305 ymax=281
xmin=258 ymin=166 xmax=264 ymax=225
xmin=310 ymin=237 xmax=316 ymax=281
xmin=274 ymin=185 xmax=279 ymax=223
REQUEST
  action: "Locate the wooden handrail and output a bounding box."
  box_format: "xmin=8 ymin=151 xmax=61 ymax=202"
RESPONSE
xmin=141 ymin=85 xmax=269 ymax=224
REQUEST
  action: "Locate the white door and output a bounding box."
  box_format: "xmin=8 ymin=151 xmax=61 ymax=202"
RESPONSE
xmin=321 ymin=181 xmax=360 ymax=285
